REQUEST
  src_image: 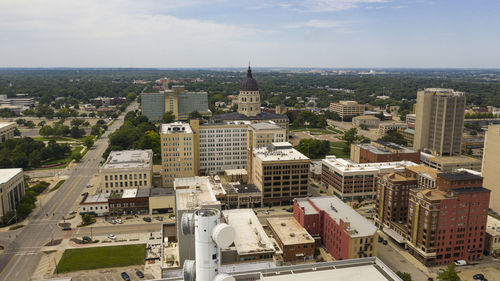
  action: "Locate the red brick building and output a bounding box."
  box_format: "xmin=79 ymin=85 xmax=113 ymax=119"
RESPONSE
xmin=294 ymin=197 xmax=378 ymax=260
xmin=407 ymin=171 xmax=490 ymax=266
xmin=351 ymin=141 xmax=420 ymax=164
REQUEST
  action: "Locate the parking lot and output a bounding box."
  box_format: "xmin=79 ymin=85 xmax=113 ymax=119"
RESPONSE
xmin=70 ymin=269 xmax=154 ymax=281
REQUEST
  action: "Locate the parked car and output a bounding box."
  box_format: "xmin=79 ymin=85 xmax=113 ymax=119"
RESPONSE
xmin=382 ymin=240 xmax=388 ymax=245
xmin=143 ymin=217 xmax=152 ymax=222
xmin=110 ymin=220 xmax=117 ymax=224
xmin=86 ymin=184 xmax=93 ymax=188
xmin=427 ymin=278 xmax=434 ymax=281
xmin=108 ymin=234 xmax=116 ymax=240
xmin=136 ymin=270 xmax=144 ymax=278
xmin=378 ymin=237 xmax=383 ymax=243
xmin=121 ymin=272 xmax=131 ymax=281
xmin=116 ymin=219 xmax=123 ymax=224
xmin=62 ymin=227 xmax=72 ymax=231
xmin=473 ymin=274 xmax=485 ymax=280
xmin=454 ymin=260 xmax=467 ymax=266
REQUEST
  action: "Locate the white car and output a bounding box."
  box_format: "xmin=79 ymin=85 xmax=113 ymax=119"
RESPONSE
xmin=116 ymin=219 xmax=123 ymax=224
xmin=454 ymin=260 xmax=467 ymax=266
xmin=108 ymin=234 xmax=117 ymax=240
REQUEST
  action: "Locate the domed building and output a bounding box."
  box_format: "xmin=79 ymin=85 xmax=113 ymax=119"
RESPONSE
xmin=213 ymin=66 xmax=289 ymax=130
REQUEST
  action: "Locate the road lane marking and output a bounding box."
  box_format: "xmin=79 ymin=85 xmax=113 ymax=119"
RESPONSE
xmin=53 ymin=175 xmax=84 ymax=214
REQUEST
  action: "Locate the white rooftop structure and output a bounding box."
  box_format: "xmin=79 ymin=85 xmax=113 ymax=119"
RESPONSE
xmin=222 ymin=209 xmax=275 ymax=256
xmin=122 ymin=189 xmax=138 ymax=198
xmin=175 ymin=177 xmax=223 ymax=211
xmin=0 ymin=168 xmax=22 ymax=184
xmin=254 ymin=142 xmax=309 ymax=162
xmin=82 ymin=193 xmax=109 ymax=204
xmin=322 ymin=155 xmax=417 ymax=174
xmin=160 ymin=122 xmax=193 ymax=134
xmin=297 ymin=197 xmax=377 ymax=238
xmin=102 ymin=150 xmax=152 ymax=170
xmin=0 ymin=122 xmax=16 ymax=130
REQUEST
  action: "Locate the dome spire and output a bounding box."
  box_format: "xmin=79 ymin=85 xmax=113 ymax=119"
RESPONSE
xmin=247 ymin=64 xmax=252 ymax=78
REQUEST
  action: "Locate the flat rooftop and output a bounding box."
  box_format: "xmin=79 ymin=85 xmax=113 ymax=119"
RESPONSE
xmin=355 ymin=142 xmax=416 ymax=155
xmin=297 ymin=197 xmax=377 ymax=238
xmin=249 ymin=122 xmax=283 ymax=130
xmin=233 ymin=184 xmax=260 ymax=194
xmin=412 ymin=188 xmax=449 ymax=201
xmin=175 ymin=177 xmax=221 ymax=210
xmin=254 ymin=142 xmax=309 ymax=162
xmin=0 ymin=168 xmax=22 ymax=184
xmin=223 ymin=209 xmax=275 ymax=255
xmin=225 ymin=169 xmax=248 ymax=176
xmin=160 ymin=122 xmax=193 ymax=134
xmin=267 ymin=217 xmax=314 ymax=246
xmin=122 ymin=189 xmax=137 ymax=198
xmin=322 ymin=156 xmax=417 ymax=174
xmin=82 ymin=193 xmax=109 ymax=204
xmin=353 ymin=115 xmax=379 ymax=120
xmin=0 ymin=122 xmax=16 ymax=129
xmin=150 ymin=187 xmax=175 ymax=197
xmin=405 ymin=165 xmax=439 ymax=180
xmin=102 ymin=150 xmax=152 ymax=170
xmin=438 ymin=171 xmax=483 ymax=181
xmin=424 ymin=154 xmax=482 ymax=164
xmin=487 ymin=215 xmax=500 ymax=237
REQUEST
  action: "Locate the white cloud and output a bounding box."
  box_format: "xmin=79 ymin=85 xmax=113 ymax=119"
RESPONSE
xmin=284 ymin=19 xmax=345 ymax=29
xmin=302 ymin=0 xmax=391 ymax=12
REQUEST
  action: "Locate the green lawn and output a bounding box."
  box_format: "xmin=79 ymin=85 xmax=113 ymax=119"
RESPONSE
xmin=32 ymin=137 xmax=75 ymax=142
xmin=57 ymin=244 xmax=146 ymax=273
xmin=50 ymin=180 xmax=66 ymax=192
xmin=290 ymin=126 xmax=339 ymax=134
xmin=329 ymin=141 xmax=350 ymax=159
xmin=39 ymin=146 xmax=83 ymax=168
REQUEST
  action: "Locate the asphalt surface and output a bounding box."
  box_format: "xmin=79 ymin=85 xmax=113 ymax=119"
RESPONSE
xmin=71 ymin=223 xmax=163 ymax=238
xmin=0 ymin=103 xmax=137 ymax=281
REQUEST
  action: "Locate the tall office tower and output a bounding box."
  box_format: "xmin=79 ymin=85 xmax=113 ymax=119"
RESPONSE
xmin=160 ymin=123 xmax=198 ymax=187
xmin=413 ymin=88 xmax=466 ymax=156
xmin=237 ymin=66 xmax=261 ymax=117
xmin=482 ymin=125 xmax=500 ymax=212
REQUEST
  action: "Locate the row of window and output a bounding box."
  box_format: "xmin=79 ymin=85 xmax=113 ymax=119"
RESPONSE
xmin=104 ymin=173 xmax=147 ymax=181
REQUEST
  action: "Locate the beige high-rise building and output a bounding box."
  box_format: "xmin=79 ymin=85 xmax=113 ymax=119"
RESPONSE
xmin=414 ymin=88 xmax=466 ymax=156
xmin=238 ymin=66 xmax=261 ymax=117
xmin=482 ymin=125 xmax=500 ymax=212
xmin=160 ymin=123 xmax=198 ymax=187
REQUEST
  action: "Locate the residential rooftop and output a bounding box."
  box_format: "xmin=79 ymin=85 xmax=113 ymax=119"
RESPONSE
xmin=267 ymin=217 xmax=314 ymax=246
xmin=254 ymin=142 xmax=309 ymax=162
xmin=322 ymin=156 xmax=417 ymax=174
xmin=0 ymin=168 xmax=22 ymax=185
xmin=122 ymin=189 xmax=138 ymax=198
xmin=223 ymin=209 xmax=275 ymax=256
xmin=354 ymin=141 xmax=416 ymax=155
xmin=102 ymin=150 xmax=152 ymax=170
xmin=405 ymin=165 xmax=439 ymax=179
xmin=160 ymin=122 xmax=193 ymax=134
xmin=438 ymin=171 xmax=483 ymax=181
xmin=296 ymin=197 xmax=377 ymax=238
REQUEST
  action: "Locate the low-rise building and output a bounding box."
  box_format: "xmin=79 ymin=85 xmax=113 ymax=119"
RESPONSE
xmin=222 ymin=209 xmax=275 ymax=263
xmin=329 ymin=101 xmax=365 ymax=119
xmin=406 ymin=114 xmax=416 ymax=129
xmin=321 ymin=156 xmax=417 ymax=199
xmin=420 ymin=152 xmax=482 ymax=172
xmin=485 ymin=215 xmax=500 ymax=257
xmin=350 ymin=141 xmax=420 ymax=164
xmin=79 ymin=193 xmax=109 ymax=216
xmin=398 ymin=128 xmax=415 ymax=145
xmin=294 ymin=197 xmax=378 ymax=260
xmin=222 ymin=183 xmax=262 ymax=209
xmin=352 ymin=115 xmax=380 ymax=128
xmin=108 ymin=188 xmax=150 ymax=215
xmin=160 ymin=123 xmax=197 ymax=187
xmin=149 ymin=188 xmax=175 ymax=214
xmin=379 ymin=122 xmax=407 ymax=136
xmin=0 ymin=122 xmax=16 ymax=143
xmin=267 ymin=217 xmax=315 ymax=262
xmin=100 ymin=150 xmax=153 ymax=193
xmin=252 ymin=142 xmax=310 ymax=206
xmin=0 ymin=168 xmax=25 ymax=217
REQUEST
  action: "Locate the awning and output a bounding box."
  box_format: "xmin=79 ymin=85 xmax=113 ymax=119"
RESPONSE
xmin=383 ymin=226 xmax=406 ymax=244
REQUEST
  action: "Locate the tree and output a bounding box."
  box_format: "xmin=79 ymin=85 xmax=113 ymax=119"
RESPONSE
xmin=13 ymin=128 xmax=21 ymax=136
xmin=39 ymin=125 xmax=53 ymax=137
xmin=126 ymin=93 xmax=137 ymax=102
xmin=437 ymin=263 xmax=461 ymax=281
xmin=29 ymin=150 xmax=42 ymax=167
xmin=342 ymin=128 xmax=360 ymax=146
xmin=295 ymin=139 xmax=330 ymax=159
xmin=70 ymin=126 xmax=85 ymax=138
xmin=12 ymin=153 xmax=29 ymax=169
xmin=378 ymin=130 xmax=408 ymax=146
xmin=396 ymin=271 xmax=412 ymax=281
xmin=72 ymin=150 xmax=82 ymax=162
xmin=90 ymin=124 xmax=101 ymax=136
xmin=37 ymin=120 xmax=46 ymax=127
xmin=89 ymin=112 xmax=96 ymax=118
xmin=81 ymin=214 xmax=93 ymax=225
xmin=70 ymin=119 xmax=85 ymax=127
xmin=188 ymin=110 xmax=202 ymax=120
xmin=163 ymin=111 xmax=176 ymax=123
xmin=83 ymin=135 xmax=94 ymax=149
xmin=25 ymin=121 xmax=35 ymax=129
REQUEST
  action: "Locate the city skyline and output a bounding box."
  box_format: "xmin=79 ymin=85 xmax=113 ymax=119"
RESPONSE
xmin=1 ymin=0 xmax=499 ymax=68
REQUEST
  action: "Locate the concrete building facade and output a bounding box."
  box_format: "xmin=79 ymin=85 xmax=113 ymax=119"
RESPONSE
xmin=352 ymin=115 xmax=380 ymax=128
xmin=160 ymin=123 xmax=197 ymax=187
xmin=420 ymin=153 xmax=482 ymax=172
xmin=0 ymin=123 xmax=16 ymax=143
xmin=414 ymin=88 xmax=466 ymax=156
xmin=100 ymin=150 xmax=153 ymax=194
xmin=485 ymin=215 xmax=500 ymax=256
xmin=482 ymin=125 xmax=500 ymax=213
xmin=0 ymin=168 xmax=25 ymax=218
xmin=329 ymin=101 xmax=365 ymax=119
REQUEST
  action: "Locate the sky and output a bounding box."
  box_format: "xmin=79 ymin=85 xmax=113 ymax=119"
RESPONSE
xmin=0 ymin=0 xmax=499 ymax=68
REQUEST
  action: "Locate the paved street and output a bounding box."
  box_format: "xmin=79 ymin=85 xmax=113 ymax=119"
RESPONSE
xmin=377 ymin=239 xmax=429 ymax=281
xmin=0 ymin=102 xmax=137 ymax=281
